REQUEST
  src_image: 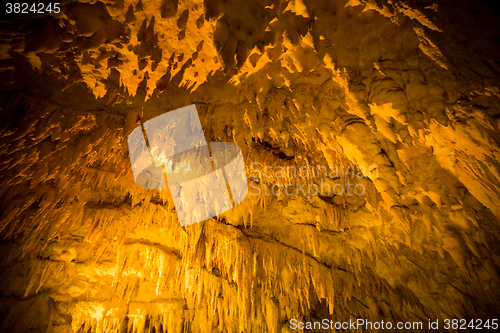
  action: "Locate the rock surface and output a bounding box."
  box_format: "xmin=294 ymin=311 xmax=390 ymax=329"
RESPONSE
xmin=0 ymin=0 xmax=500 ymax=332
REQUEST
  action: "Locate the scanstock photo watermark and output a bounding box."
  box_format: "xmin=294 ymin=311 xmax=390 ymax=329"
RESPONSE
xmin=289 ymin=318 xmax=499 ymax=331
xmin=248 ymin=162 xmax=379 ymax=199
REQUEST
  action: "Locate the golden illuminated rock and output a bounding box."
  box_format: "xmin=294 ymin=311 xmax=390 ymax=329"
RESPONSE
xmin=0 ymin=0 xmax=499 ymax=332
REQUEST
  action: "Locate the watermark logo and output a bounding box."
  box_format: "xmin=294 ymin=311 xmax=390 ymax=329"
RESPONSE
xmin=249 ymin=162 xmax=378 ymax=200
xmin=127 ymin=105 xmax=248 ymax=227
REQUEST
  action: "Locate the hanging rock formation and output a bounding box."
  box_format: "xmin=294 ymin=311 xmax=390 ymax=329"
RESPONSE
xmin=0 ymin=0 xmax=500 ymax=332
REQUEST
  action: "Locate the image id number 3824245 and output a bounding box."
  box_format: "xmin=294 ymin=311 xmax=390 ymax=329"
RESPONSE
xmin=6 ymin=3 xmax=60 ymax=14
xmin=444 ymin=319 xmax=498 ymax=330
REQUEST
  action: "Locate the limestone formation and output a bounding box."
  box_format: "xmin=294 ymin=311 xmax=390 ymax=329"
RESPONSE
xmin=0 ymin=0 xmax=499 ymax=332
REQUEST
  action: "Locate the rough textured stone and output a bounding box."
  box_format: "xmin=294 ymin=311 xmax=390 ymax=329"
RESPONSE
xmin=0 ymin=0 xmax=499 ymax=332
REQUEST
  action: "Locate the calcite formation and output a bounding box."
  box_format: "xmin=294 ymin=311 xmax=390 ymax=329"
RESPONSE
xmin=0 ymin=0 xmax=499 ymax=332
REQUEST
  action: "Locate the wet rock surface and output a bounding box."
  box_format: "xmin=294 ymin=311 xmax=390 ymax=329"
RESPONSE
xmin=0 ymin=0 xmax=500 ymax=332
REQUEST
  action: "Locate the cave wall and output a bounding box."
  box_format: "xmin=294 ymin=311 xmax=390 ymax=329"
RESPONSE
xmin=0 ymin=0 xmax=500 ymax=332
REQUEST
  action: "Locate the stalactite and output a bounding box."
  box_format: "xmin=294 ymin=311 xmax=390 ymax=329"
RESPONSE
xmin=0 ymin=0 xmax=499 ymax=331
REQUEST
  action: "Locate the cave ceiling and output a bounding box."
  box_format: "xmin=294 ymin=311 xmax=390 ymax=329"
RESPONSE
xmin=0 ymin=0 xmax=500 ymax=332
